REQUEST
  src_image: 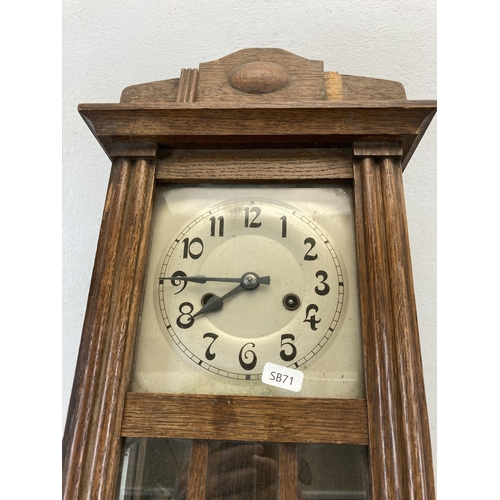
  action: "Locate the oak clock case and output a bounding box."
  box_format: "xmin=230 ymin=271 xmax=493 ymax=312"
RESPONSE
xmin=132 ymin=184 xmax=363 ymax=398
xmin=64 ymin=48 xmax=436 ymax=500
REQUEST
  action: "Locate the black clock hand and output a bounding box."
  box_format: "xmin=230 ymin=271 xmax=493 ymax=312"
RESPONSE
xmin=192 ymin=284 xmax=245 ymax=318
xmin=191 ymin=272 xmax=270 ymax=319
xmin=160 ymin=274 xmax=270 ymax=285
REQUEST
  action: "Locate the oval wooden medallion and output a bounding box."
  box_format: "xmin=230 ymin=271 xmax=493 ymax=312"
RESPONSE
xmin=228 ymin=61 xmax=291 ymax=94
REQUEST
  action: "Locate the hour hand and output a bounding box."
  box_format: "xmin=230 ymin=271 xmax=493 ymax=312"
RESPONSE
xmin=191 ymin=272 xmax=270 ymax=319
xmin=192 ymin=284 xmax=245 ymax=318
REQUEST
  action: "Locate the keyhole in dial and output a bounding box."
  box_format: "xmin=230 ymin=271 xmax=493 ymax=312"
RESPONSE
xmin=283 ymin=293 xmax=300 ymax=311
xmin=201 ymin=293 xmax=216 ymax=306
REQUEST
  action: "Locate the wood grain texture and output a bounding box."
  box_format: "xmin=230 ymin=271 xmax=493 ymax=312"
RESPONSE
xmin=120 ymin=78 xmax=179 ymax=103
xmin=118 ymin=72 xmax=405 ymax=104
xmin=353 ymin=142 xmax=403 ymax=159
xmin=63 ymin=158 xmax=131 ymax=500
xmin=62 ymin=157 xmax=156 ymax=500
xmin=353 ymin=146 xmax=434 ymax=499
xmin=380 ymin=158 xmax=435 ymax=499
xmin=79 ymin=101 xmax=434 ymax=136
xmin=279 ymin=443 xmax=298 ymax=500
xmin=342 ymin=75 xmax=407 ymax=101
xmin=177 ymin=68 xmax=199 ymax=103
xmin=121 ymin=393 xmax=369 ymax=445
xmin=155 ymin=148 xmax=353 ymax=182
xmin=196 ymin=48 xmax=326 ymax=102
xmin=78 ymin=101 xmax=436 ymax=168
xmin=325 ymin=71 xmax=342 ymax=101
xmin=119 ymin=49 xmax=407 ymax=105
xmin=108 ymin=142 xmax=158 ymax=159
xmin=187 ymin=441 xmax=209 ymax=500
xmin=228 ymin=61 xmax=291 ymax=94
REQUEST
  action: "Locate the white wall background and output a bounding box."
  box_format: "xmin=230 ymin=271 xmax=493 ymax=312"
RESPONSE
xmin=62 ymin=0 xmax=437 ymax=474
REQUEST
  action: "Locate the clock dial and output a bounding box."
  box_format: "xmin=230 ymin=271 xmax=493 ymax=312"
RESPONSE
xmin=156 ymin=200 xmax=345 ymax=380
xmin=132 ymin=184 xmax=364 ymax=399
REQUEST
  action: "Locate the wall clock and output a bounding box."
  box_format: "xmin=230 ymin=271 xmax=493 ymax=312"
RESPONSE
xmin=63 ymin=48 xmax=436 ymax=500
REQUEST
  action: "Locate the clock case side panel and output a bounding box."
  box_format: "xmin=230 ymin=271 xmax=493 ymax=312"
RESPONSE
xmin=63 ymin=153 xmax=157 ymax=500
xmin=353 ymin=143 xmax=435 ymax=500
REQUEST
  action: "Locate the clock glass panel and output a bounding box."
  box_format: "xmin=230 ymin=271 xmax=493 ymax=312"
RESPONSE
xmin=131 ymin=184 xmax=364 ymax=399
xmin=117 ymin=438 xmax=371 ymax=500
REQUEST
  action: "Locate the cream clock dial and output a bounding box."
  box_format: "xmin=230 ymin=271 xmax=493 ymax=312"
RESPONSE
xmin=132 ymin=185 xmax=364 ymax=399
xmin=157 ymin=199 xmax=344 ymax=380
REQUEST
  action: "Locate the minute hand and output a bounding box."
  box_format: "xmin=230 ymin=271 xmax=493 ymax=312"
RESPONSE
xmin=160 ymin=274 xmax=271 ymax=285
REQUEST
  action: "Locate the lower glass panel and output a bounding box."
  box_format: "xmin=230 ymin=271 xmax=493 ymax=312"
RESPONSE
xmin=117 ymin=438 xmax=370 ymax=500
xmin=207 ymin=441 xmax=279 ymax=499
xmin=118 ymin=438 xmax=192 ymax=499
xmin=297 ymin=443 xmax=370 ymax=499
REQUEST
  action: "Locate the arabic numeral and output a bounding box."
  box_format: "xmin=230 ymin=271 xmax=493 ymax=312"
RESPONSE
xmin=303 ymin=237 xmax=318 ymax=261
xmin=203 ymin=333 xmax=218 ymax=361
xmin=280 ymin=215 xmax=287 ymax=238
xmin=182 ymin=237 xmax=204 ymax=259
xmin=244 ymin=206 xmax=262 ymax=228
xmin=280 ymin=334 xmax=297 ymax=362
xmin=164 ymin=270 xmax=188 ymax=294
xmin=315 ymin=270 xmax=330 ymax=296
xmin=176 ymin=302 xmax=195 ymax=329
xmin=238 ymin=342 xmax=257 ymax=370
xmin=303 ymin=304 xmax=321 ymax=331
xmin=209 ymin=216 xmax=224 ymax=237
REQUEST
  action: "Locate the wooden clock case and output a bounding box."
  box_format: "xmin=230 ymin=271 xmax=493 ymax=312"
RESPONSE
xmin=63 ymin=48 xmax=436 ymax=500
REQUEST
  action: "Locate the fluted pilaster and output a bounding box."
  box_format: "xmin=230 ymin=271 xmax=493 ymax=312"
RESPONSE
xmin=353 ymin=143 xmax=434 ymax=500
xmin=63 ymin=154 xmax=156 ymax=500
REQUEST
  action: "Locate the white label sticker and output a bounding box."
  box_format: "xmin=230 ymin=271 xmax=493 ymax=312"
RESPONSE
xmin=262 ymin=362 xmax=304 ymax=392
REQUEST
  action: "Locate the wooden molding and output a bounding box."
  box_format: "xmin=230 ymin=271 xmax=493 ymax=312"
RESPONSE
xmin=63 ymin=157 xmax=156 ymax=500
xmin=78 ymin=101 xmax=436 ymax=168
xmin=176 ymin=68 xmax=198 ymax=103
xmin=354 ymin=151 xmax=435 ymax=499
xmin=353 ymin=142 xmax=403 ymax=159
xmin=107 ymin=142 xmax=158 ymax=159
xmin=121 ymin=393 xmax=369 ymax=445
xmin=155 ymin=148 xmax=353 ymax=182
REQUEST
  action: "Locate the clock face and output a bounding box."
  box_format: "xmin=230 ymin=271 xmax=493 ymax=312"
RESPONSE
xmin=132 ymin=184 xmax=364 ymax=398
xmin=156 ymin=199 xmax=344 ymax=380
